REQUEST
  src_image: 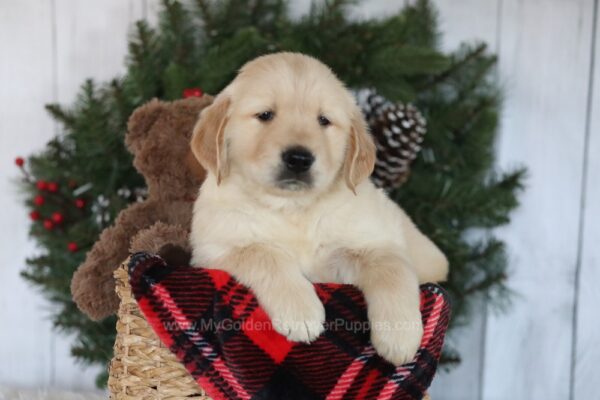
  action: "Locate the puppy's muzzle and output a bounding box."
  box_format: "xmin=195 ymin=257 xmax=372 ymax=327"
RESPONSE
xmin=277 ymin=146 xmax=314 ymax=190
xmin=282 ymin=146 xmax=314 ymax=173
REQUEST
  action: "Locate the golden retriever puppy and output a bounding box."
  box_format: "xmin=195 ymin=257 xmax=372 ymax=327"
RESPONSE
xmin=189 ymin=52 xmax=448 ymax=365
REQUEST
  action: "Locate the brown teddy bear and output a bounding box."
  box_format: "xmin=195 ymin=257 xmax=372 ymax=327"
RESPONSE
xmin=71 ymin=95 xmax=213 ymax=321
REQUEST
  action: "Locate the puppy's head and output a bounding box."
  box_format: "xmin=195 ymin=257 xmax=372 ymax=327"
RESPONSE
xmin=191 ymin=52 xmax=375 ymax=196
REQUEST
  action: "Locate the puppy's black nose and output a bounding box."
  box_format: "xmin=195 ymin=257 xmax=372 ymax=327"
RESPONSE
xmin=282 ymin=146 xmax=315 ymax=173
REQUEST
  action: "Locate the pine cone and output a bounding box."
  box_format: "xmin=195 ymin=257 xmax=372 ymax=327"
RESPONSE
xmin=355 ymin=88 xmax=388 ymax=122
xmin=355 ymin=89 xmax=427 ymax=191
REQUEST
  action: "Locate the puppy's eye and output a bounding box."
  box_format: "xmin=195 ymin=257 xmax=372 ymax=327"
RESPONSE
xmin=256 ymin=111 xmax=274 ymax=122
xmin=318 ymin=115 xmax=331 ymax=127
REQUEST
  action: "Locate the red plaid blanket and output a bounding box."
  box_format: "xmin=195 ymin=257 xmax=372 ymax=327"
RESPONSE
xmin=129 ymin=252 xmax=451 ymax=400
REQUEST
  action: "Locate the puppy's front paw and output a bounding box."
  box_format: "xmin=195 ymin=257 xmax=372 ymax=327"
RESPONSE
xmin=371 ymin=311 xmax=423 ymax=366
xmin=268 ymin=288 xmax=325 ymax=343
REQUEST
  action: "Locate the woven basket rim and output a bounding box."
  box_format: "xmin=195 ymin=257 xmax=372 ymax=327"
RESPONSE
xmin=107 ymin=259 xmax=209 ymax=400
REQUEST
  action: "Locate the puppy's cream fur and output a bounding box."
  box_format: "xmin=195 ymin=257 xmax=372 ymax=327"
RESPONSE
xmin=190 ymin=52 xmax=448 ymax=365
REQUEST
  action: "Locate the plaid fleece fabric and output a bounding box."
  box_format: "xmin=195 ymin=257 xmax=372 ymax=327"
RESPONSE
xmin=129 ymin=252 xmax=451 ymax=400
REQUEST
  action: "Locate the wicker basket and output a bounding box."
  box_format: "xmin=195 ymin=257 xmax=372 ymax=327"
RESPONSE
xmin=108 ymin=261 xmax=209 ymax=399
xmin=107 ymin=259 xmax=433 ymax=400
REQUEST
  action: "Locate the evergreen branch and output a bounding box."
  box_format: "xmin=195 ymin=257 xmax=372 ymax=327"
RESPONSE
xmin=463 ymin=275 xmax=508 ymax=301
xmin=324 ymin=0 xmax=354 ymax=13
xmin=128 ymin=21 xmax=158 ymax=67
xmin=497 ymin=168 xmax=527 ymax=192
xmin=418 ymin=43 xmax=488 ymax=91
xmin=449 ymin=98 xmax=496 ymax=139
xmin=250 ymin=0 xmax=266 ymax=22
xmin=439 ymin=349 xmax=461 ymax=367
xmin=45 ymin=104 xmax=76 ymax=128
xmin=194 ymin=0 xmax=214 ymax=31
xmin=313 ymin=0 xmax=355 ymax=26
xmin=454 ymin=57 xmax=497 ymax=104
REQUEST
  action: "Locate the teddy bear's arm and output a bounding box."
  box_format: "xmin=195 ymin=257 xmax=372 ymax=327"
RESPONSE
xmin=71 ymin=201 xmax=165 ymax=320
xmin=130 ymin=222 xmax=192 ymax=266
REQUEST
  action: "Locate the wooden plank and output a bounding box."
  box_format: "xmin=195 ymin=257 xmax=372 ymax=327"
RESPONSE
xmin=573 ymin=1 xmax=600 ymax=398
xmin=142 ymin=0 xmax=162 ymax=26
xmin=429 ymin=303 xmax=487 ymax=400
xmin=483 ymin=1 xmax=596 ymax=398
xmin=0 ymin=0 xmax=56 ymax=388
xmin=433 ymin=0 xmax=500 ymax=50
xmin=427 ymin=2 xmax=500 ymax=398
xmin=54 ymin=0 xmax=143 ymax=102
xmin=287 ymin=0 xmax=406 ymax=20
xmin=50 ymin=0 xmax=145 ymax=389
xmin=0 ymin=387 xmax=105 ymax=399
xmin=349 ymin=0 xmax=405 ymax=19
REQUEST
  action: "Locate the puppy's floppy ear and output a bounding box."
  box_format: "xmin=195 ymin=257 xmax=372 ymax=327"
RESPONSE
xmin=343 ymin=109 xmax=376 ymax=193
xmin=191 ymin=95 xmax=231 ymax=184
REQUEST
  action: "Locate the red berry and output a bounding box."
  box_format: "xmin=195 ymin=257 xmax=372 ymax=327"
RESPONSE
xmin=29 ymin=211 xmax=41 ymax=221
xmin=183 ymin=87 xmax=203 ymax=98
xmin=67 ymin=242 xmax=78 ymax=252
xmin=15 ymin=157 xmax=25 ymax=167
xmin=74 ymin=198 xmax=85 ymax=208
xmin=43 ymin=219 xmax=54 ymax=230
xmin=51 ymin=212 xmax=64 ymax=224
xmin=34 ymin=195 xmax=45 ymax=206
xmin=47 ymin=182 xmax=59 ymax=192
xmin=37 ymin=180 xmax=48 ymax=191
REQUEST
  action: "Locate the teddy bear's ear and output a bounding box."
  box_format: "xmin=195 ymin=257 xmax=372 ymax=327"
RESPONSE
xmin=125 ymin=99 xmax=165 ymax=155
xmin=190 ymin=94 xmax=231 ymax=184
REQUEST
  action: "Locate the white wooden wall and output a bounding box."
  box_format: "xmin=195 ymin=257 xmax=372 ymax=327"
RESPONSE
xmin=0 ymin=0 xmax=149 ymax=391
xmin=0 ymin=1 xmax=598 ymax=399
